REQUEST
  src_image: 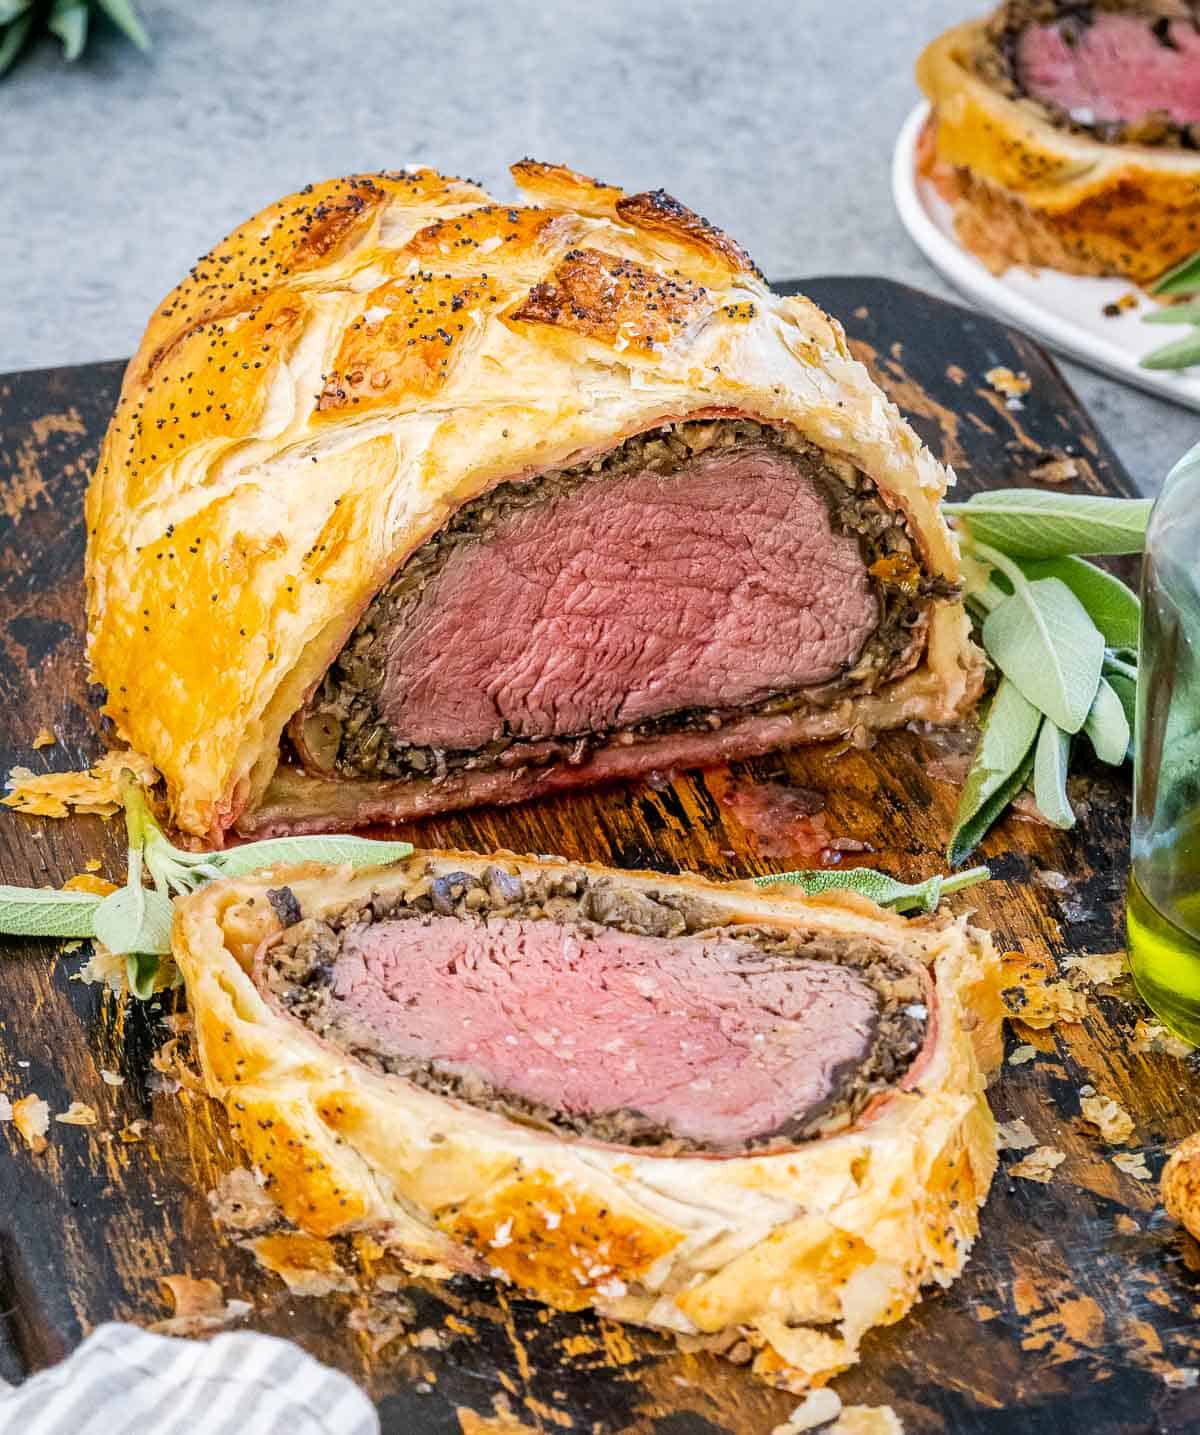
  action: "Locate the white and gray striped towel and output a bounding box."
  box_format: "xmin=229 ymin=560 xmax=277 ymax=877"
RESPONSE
xmin=0 ymin=1323 xmax=379 ymax=1434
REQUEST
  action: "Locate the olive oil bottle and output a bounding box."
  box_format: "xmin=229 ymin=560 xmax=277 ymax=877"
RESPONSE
xmin=1129 ymin=443 xmax=1200 ymax=1044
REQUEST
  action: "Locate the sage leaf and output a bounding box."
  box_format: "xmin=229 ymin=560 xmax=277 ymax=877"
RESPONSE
xmin=126 ymin=952 xmax=159 ymax=1001
xmin=1141 ymin=330 xmax=1200 ymax=372
xmin=1020 ymin=556 xmax=1140 ymax=651
xmin=47 ymin=0 xmax=87 ymax=59
xmin=1105 ymin=672 xmax=1137 ymax=761
xmin=0 ymin=884 xmax=103 ymax=939
xmin=1085 ymin=676 xmax=1132 ymax=765
xmin=0 ymin=0 xmax=32 ymax=23
xmin=94 ymin=0 xmax=149 ymax=49
xmin=0 ymin=9 xmax=33 ymax=71
xmin=983 ymin=578 xmax=1105 ymax=733
xmin=1143 ymin=302 xmax=1200 ymax=325
xmin=753 ymin=864 xmax=990 ymax=913
xmin=93 ymin=882 xmax=173 ymax=956
xmin=1033 ymin=719 xmax=1074 ymax=829
xmin=1154 ymin=249 xmax=1200 ymax=296
xmin=945 ymin=490 xmax=1153 ymax=558
xmin=947 ymin=678 xmax=1041 ymax=865
xmin=213 ymin=834 xmax=414 ymax=878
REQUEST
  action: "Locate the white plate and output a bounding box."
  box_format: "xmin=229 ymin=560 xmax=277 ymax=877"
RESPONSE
xmin=892 ymin=101 xmax=1200 ymax=413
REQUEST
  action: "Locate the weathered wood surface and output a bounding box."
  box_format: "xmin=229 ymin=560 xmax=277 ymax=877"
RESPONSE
xmin=1 ymin=276 xmax=1197 ymax=1433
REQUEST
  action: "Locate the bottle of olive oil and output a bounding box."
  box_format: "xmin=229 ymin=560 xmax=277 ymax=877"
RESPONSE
xmin=1129 ymin=443 xmax=1200 ymax=1044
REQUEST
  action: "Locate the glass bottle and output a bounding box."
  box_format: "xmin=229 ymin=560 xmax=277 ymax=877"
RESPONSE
xmin=1128 ymin=441 xmax=1200 ymax=1043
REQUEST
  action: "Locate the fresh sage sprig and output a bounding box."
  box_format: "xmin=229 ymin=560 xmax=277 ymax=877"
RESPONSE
xmin=944 ymin=489 xmax=1146 ymax=863
xmin=0 ymin=0 xmax=148 ymax=75
xmin=753 ymin=863 xmax=990 ymax=913
xmin=0 ymin=774 xmax=414 ymax=998
xmin=1140 ymin=250 xmax=1200 ymax=369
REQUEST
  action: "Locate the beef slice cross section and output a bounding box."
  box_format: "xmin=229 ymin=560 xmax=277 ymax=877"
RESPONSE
xmin=1017 ymin=15 xmax=1200 ymax=127
xmin=329 ymin=914 xmax=881 ymax=1148
xmin=377 ymin=447 xmax=879 ymax=750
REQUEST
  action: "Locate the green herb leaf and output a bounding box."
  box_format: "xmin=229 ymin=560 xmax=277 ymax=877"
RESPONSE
xmin=0 ymin=8 xmax=34 ymax=72
xmin=1141 ymin=330 xmax=1200 ymax=372
xmin=94 ymin=0 xmax=149 ymax=49
xmin=945 ymin=490 xmax=1153 ymax=558
xmin=752 ymin=863 xmax=990 ymax=913
xmin=213 ymin=834 xmax=415 ymax=878
xmin=48 ymin=0 xmax=88 ymax=60
xmin=947 ymin=678 xmax=1042 ymax=865
xmin=0 ymin=884 xmax=104 ymax=938
xmin=0 ymin=0 xmax=33 ymax=23
xmin=1085 ymin=675 xmax=1132 ymax=766
xmin=126 ymin=952 xmax=159 ymax=1001
xmin=93 ymin=878 xmax=174 ymax=956
xmin=1019 ymin=555 xmax=1140 ymax=651
xmin=1143 ymin=302 xmax=1200 ymax=325
xmin=1153 ymin=249 xmax=1200 ymax=297
xmin=1105 ymin=671 xmax=1137 ymax=761
xmin=1033 ymin=718 xmax=1074 ymax=829
xmin=982 ymin=576 xmax=1104 ymax=734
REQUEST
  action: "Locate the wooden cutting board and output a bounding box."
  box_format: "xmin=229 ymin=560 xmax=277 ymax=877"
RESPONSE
xmin=1 ymin=276 xmax=1197 ymax=1435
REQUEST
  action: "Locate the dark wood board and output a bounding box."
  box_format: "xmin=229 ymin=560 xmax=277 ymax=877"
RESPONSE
xmin=1 ymin=276 xmax=1197 ymax=1434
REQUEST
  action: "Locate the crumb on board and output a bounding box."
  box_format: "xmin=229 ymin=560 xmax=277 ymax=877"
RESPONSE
xmin=208 ymin=1166 xmax=278 ymax=1234
xmin=985 ymin=365 xmax=1031 ymax=406
xmin=12 ymin=1094 xmax=50 ymax=1153
xmin=1112 ymin=1151 xmax=1153 ymax=1182
xmin=1009 ymin=1044 xmax=1038 ymax=1066
xmin=55 ymin=1101 xmax=97 ymax=1127
xmin=1063 ymin=952 xmax=1126 ymax=987
xmin=244 ymin=1232 xmax=357 ymax=1296
xmin=149 ymin=1275 xmax=252 ymax=1337
xmin=1164 ymin=1368 xmax=1200 ymax=1390
xmin=1029 ymin=455 xmax=1080 ymax=485
xmin=0 ymin=1094 xmax=11 ymax=1121
xmin=1008 ymin=1146 xmax=1066 ymax=1183
xmin=772 ymin=1389 xmax=905 ymax=1434
xmin=3 ymin=748 xmax=158 ymax=819
xmin=100 ymin=1069 xmax=123 ymax=1087
xmin=62 ymin=873 xmax=119 ymax=896
xmin=1079 ymin=1088 xmax=1135 ymax=1144
xmin=1133 ymin=1018 xmax=1194 ymax=1058
xmin=1161 ymin=1133 xmax=1200 ymax=1239
xmin=997 ymin=1117 xmax=1039 ymax=1151
xmin=31 ymin=728 xmax=55 ymax=750
xmin=119 ymin=1119 xmax=149 ymax=1143
xmin=1005 ymin=977 xmax=1088 ymax=1030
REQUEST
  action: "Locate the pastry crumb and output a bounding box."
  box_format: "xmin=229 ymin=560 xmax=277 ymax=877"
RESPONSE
xmin=1133 ymin=1018 xmax=1194 ymax=1058
xmin=1063 ymin=952 xmax=1126 ymax=986
xmin=4 ymin=748 xmax=157 ymax=819
xmin=1008 ymin=1043 xmax=1038 ymax=1066
xmin=31 ymin=728 xmax=55 ymax=749
xmin=100 ymin=1069 xmax=124 ymax=1086
xmin=997 ymin=1117 xmax=1038 ymax=1150
xmin=1008 ymin=1146 xmax=1065 ymax=1183
xmin=12 ymin=1094 xmax=50 ymax=1152
xmin=1080 ymin=1091 xmax=1134 ymax=1144
xmin=55 ymin=1101 xmax=98 ymax=1127
xmin=1113 ymin=1151 xmax=1153 ymax=1182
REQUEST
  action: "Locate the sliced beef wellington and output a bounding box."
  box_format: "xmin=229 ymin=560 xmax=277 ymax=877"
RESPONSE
xmin=176 ymin=849 xmax=1002 ymax=1391
xmin=919 ymin=2 xmax=1200 ymax=282
xmin=84 ymin=160 xmax=980 ymax=843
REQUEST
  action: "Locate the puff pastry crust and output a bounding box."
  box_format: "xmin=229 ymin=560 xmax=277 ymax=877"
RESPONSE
xmin=174 ymin=849 xmax=1002 ymax=1391
xmin=85 ymin=161 xmax=980 ymax=841
xmin=917 ymin=18 xmax=1200 ymax=283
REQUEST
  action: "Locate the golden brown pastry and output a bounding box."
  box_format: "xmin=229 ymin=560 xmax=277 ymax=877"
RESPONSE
xmin=918 ymin=2 xmax=1200 ymax=284
xmin=174 ymin=848 xmax=1002 ymax=1391
xmin=85 ymin=160 xmax=981 ymax=843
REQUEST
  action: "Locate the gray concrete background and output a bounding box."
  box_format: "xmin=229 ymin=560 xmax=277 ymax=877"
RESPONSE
xmin=2 ymin=0 xmax=1195 ymax=491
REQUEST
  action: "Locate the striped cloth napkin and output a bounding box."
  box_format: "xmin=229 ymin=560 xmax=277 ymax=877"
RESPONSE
xmin=0 ymin=1323 xmax=379 ymax=1434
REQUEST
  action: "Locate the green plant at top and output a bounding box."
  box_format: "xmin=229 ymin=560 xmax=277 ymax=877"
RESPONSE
xmin=941 ymin=488 xmax=1148 ymax=863
xmin=0 ymin=0 xmax=148 ymax=76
